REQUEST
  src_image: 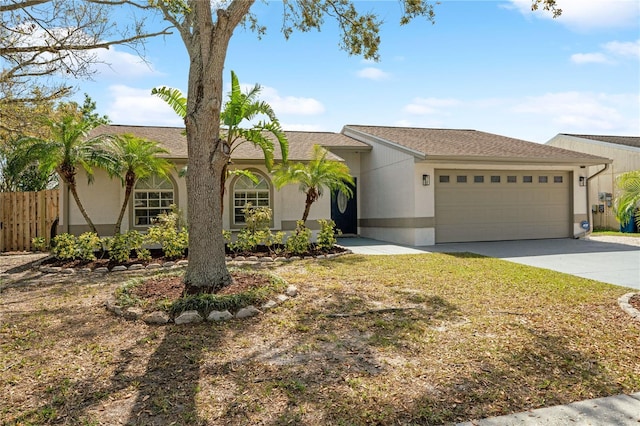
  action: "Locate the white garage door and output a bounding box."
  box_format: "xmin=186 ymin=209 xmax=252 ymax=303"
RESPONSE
xmin=435 ymin=170 xmax=572 ymax=243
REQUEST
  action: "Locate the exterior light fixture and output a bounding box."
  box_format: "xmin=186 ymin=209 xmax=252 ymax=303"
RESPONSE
xmin=579 ymin=176 xmax=586 ymax=187
xmin=422 ymin=174 xmax=430 ymax=186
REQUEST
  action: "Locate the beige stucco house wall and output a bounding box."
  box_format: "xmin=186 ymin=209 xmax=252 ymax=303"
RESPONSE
xmin=343 ymin=125 xmax=610 ymax=246
xmin=60 ymin=124 xmax=612 ymax=247
xmin=546 ymin=134 xmax=640 ymax=230
xmin=59 ymin=126 xmax=360 ymax=239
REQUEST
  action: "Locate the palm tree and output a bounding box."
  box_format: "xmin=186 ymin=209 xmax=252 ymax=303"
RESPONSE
xmin=614 ymin=170 xmax=640 ymax=230
xmin=20 ymin=112 xmax=112 ymax=235
xmin=152 ymin=70 xmax=288 ymax=208
xmin=104 ymin=134 xmax=173 ymax=234
xmin=274 ymin=144 xmax=354 ymax=223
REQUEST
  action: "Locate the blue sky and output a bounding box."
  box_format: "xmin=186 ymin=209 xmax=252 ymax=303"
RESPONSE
xmin=72 ymin=0 xmax=640 ymax=144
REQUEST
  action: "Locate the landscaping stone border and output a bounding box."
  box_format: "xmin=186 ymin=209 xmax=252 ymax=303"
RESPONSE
xmin=105 ymin=284 xmax=299 ymax=325
xmin=618 ymin=293 xmax=640 ymax=322
xmin=32 ymin=248 xmax=352 ymax=274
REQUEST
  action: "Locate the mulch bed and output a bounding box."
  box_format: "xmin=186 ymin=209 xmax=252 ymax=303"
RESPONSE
xmin=130 ymin=271 xmax=273 ymax=306
xmin=40 ymin=244 xmax=348 ymax=270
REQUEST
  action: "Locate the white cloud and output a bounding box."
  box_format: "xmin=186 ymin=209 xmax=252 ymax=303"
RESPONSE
xmin=570 ymin=52 xmax=610 ymax=64
xmin=506 ymin=0 xmax=640 ymax=31
xmin=106 ymin=85 xmax=184 ymax=126
xmin=93 ymin=47 xmax=161 ymax=79
xmin=356 ymin=67 xmax=390 ymax=81
xmin=570 ymin=39 xmax=639 ymax=65
xmin=403 ymin=97 xmax=462 ymax=115
xmin=604 ymin=40 xmax=640 ymax=57
xmin=512 ymin=91 xmax=639 ymax=133
xmin=259 ymin=86 xmax=325 ymax=115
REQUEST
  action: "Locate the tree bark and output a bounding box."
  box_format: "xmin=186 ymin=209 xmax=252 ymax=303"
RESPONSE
xmin=182 ymin=1 xmax=254 ymax=294
xmin=301 ymin=188 xmax=318 ymax=223
xmin=57 ymin=165 xmax=98 ymax=235
xmin=68 ymin=180 xmax=98 ymax=235
xmin=114 ymin=172 xmax=134 ymax=235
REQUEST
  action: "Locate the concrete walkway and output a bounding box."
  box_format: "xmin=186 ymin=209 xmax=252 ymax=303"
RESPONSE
xmin=337 ymin=236 xmax=640 ymax=425
xmin=456 ymin=392 xmax=640 ymax=426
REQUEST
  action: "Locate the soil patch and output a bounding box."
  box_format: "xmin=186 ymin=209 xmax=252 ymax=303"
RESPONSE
xmin=130 ymin=271 xmax=273 ymax=312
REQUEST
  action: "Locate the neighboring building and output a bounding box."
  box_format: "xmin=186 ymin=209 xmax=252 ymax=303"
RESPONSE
xmin=546 ymin=134 xmax=640 ymax=230
xmin=59 ymin=124 xmax=610 ymax=246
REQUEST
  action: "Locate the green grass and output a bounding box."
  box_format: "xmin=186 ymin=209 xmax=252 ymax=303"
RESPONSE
xmin=1 ymin=253 xmax=638 ymax=425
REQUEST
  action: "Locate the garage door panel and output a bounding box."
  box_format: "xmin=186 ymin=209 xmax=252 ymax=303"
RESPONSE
xmin=435 ymin=170 xmax=571 ymax=243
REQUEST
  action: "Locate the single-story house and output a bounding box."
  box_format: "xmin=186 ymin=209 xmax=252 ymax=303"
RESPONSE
xmin=59 ymin=124 xmax=611 ymax=246
xmin=546 ymin=134 xmax=640 ymax=231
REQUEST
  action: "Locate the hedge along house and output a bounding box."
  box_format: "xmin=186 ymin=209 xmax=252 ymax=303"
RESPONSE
xmin=59 ymin=124 xmax=610 ymax=246
xmin=546 ymin=134 xmax=640 ymax=231
xmin=57 ymin=125 xmax=369 ymax=237
xmin=340 ymin=125 xmax=611 ymax=245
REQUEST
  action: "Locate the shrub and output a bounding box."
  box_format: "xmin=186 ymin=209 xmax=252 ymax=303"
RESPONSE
xmin=146 ymin=208 xmax=188 ymax=259
xmin=104 ymin=230 xmax=150 ymax=263
xmin=31 ymin=236 xmax=48 ymax=252
xmin=317 ymin=219 xmax=340 ymax=250
xmin=76 ymin=232 xmax=101 ymax=261
xmin=51 ymin=233 xmax=78 ymax=260
xmin=243 ymin=203 xmax=272 ymax=233
xmin=286 ymin=221 xmax=311 ymax=255
xmin=264 ymin=230 xmax=285 ymax=255
xmin=227 ymin=206 xmax=276 ymax=253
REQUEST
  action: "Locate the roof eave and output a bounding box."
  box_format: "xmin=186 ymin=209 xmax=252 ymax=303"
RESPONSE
xmin=421 ymin=155 xmax=612 ymax=166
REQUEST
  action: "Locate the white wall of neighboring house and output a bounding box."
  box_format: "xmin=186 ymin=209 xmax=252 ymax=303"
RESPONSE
xmin=547 ymin=135 xmax=640 ymax=230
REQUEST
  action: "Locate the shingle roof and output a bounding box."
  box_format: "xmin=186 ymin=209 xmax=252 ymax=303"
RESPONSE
xmin=560 ymin=134 xmax=640 ymax=149
xmin=88 ymin=125 xmax=365 ymax=161
xmin=344 ymin=125 xmax=611 ymax=164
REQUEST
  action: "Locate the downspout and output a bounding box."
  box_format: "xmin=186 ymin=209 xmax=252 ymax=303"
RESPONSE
xmin=582 ymin=163 xmax=610 ymax=237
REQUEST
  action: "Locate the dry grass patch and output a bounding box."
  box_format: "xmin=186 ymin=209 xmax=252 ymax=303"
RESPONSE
xmin=1 ymin=253 xmax=638 ymax=425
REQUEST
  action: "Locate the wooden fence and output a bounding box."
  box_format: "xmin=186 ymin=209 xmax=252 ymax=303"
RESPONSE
xmin=0 ymin=190 xmax=59 ymax=252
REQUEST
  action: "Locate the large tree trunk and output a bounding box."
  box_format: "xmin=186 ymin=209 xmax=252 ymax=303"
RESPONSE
xmin=182 ymin=1 xmax=254 ymax=294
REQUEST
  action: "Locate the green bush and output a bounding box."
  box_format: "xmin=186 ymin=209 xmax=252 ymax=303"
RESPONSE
xmin=286 ymin=221 xmax=311 ymax=255
xmin=104 ymin=231 xmax=149 ymax=263
xmin=31 ymin=236 xmax=48 ymax=252
xmin=51 ymin=233 xmax=77 ymax=260
xmin=76 ymin=232 xmax=101 ymax=261
xmin=317 ymin=219 xmax=339 ymax=250
xmin=146 ymin=208 xmax=188 ymax=259
xmin=243 ymin=203 xmax=272 ymax=233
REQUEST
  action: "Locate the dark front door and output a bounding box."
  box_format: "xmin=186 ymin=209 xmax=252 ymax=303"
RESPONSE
xmin=331 ymin=178 xmax=357 ymax=235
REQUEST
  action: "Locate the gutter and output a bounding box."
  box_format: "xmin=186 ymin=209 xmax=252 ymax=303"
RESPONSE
xmin=582 ymin=163 xmax=610 ymax=237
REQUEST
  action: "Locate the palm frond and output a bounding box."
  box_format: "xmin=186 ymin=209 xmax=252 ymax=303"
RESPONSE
xmin=152 ymin=86 xmax=187 ymax=119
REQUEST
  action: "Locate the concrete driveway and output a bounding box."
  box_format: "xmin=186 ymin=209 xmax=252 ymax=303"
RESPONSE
xmin=338 ymin=237 xmax=640 ymax=290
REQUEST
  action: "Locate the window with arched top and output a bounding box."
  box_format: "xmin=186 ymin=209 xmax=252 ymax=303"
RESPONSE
xmin=232 ymin=173 xmax=271 ymax=225
xmin=133 ymin=175 xmax=175 ymax=226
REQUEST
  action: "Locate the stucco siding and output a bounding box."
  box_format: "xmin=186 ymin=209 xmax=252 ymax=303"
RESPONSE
xmin=547 ymin=134 xmax=640 ymax=229
xmin=62 ymin=162 xmax=334 ymax=238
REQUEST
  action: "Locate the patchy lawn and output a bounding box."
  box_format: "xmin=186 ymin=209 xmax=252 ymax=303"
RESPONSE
xmin=1 ymin=253 xmax=638 ymax=425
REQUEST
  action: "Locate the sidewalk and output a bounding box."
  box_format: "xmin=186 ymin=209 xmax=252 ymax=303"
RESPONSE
xmin=456 ymin=392 xmax=640 ymax=425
